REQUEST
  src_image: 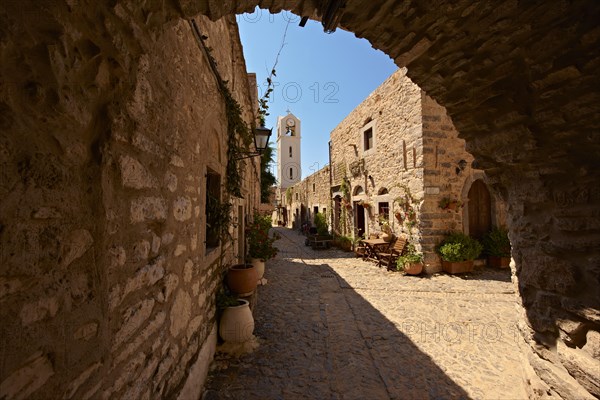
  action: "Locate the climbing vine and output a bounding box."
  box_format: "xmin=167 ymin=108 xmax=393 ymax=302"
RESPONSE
xmin=190 ymin=19 xmax=253 ymax=199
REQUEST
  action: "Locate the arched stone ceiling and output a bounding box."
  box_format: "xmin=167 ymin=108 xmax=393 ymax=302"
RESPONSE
xmin=177 ymin=0 xmax=600 ymax=182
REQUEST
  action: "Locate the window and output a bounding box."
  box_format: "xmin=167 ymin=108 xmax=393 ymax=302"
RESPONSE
xmin=363 ymin=128 xmax=373 ymax=151
xmin=289 ymin=168 xmax=293 ymax=179
xmin=296 ymin=193 xmax=299 ymax=200
xmin=314 ymin=206 xmax=318 ymax=215
xmin=378 ymin=201 xmax=389 ymax=221
xmin=361 ymin=120 xmax=376 ymax=153
xmin=205 ymin=169 xmax=221 ymax=249
xmin=289 ymin=146 xmax=293 ymax=158
xmin=312 ymin=183 xmax=316 ymax=192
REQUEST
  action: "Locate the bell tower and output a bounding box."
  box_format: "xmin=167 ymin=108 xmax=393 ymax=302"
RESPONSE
xmin=277 ymin=112 xmax=301 ymax=189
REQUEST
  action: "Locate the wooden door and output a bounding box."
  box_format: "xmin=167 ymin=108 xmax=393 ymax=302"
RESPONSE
xmin=468 ymin=180 xmax=492 ymax=239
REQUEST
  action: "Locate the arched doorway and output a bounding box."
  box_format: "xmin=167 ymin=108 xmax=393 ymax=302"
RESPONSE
xmin=467 ymin=179 xmax=491 ymax=240
xmin=333 ymin=195 xmax=342 ymax=233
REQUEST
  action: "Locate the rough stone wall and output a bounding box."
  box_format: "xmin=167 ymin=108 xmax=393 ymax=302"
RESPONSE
xmin=329 ymin=69 xmax=424 ymax=239
xmin=0 ymin=2 xmax=258 ymax=398
xmin=328 ymin=69 xmax=505 ymax=272
xmin=286 ymin=166 xmax=331 ymax=227
xmin=419 ymin=94 xmax=500 ymax=272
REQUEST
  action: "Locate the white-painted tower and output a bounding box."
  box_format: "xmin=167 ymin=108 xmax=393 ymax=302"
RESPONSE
xmin=277 ymin=112 xmax=301 ymax=189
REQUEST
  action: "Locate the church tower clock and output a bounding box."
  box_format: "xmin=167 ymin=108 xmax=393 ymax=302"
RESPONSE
xmin=277 ymin=112 xmax=301 ymax=189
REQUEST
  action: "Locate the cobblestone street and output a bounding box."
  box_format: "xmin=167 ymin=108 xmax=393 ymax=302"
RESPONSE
xmin=204 ymin=228 xmax=528 ymax=399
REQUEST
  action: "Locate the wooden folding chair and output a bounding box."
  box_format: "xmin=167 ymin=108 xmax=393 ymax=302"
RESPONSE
xmin=377 ymin=236 xmax=408 ymax=269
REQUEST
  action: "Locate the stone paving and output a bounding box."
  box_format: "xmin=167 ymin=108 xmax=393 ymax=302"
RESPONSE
xmin=204 ymin=228 xmax=528 ymax=399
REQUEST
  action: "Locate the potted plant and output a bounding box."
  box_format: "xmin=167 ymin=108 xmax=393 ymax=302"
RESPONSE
xmin=482 ymin=226 xmax=511 ymax=268
xmin=246 ymin=213 xmax=278 ymax=280
xmin=396 ymin=244 xmax=424 ymax=275
xmin=359 ymin=199 xmax=372 ymax=209
xmin=314 ymin=212 xmax=329 ymax=236
xmin=217 ymin=290 xmax=254 ymax=343
xmin=438 ymin=197 xmax=462 ymax=211
xmin=378 ymin=215 xmax=393 ymax=242
xmin=338 ymin=235 xmax=353 ymax=252
xmin=436 ymin=232 xmax=483 ymax=274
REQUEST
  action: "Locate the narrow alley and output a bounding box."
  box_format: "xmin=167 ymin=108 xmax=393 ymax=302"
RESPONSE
xmin=204 ymin=227 xmax=527 ymax=399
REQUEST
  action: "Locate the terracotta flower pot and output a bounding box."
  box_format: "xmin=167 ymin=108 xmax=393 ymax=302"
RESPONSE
xmin=442 ymin=260 xmax=474 ymax=274
xmin=226 ymin=264 xmax=258 ymax=296
xmin=403 ymin=262 xmax=423 ymax=275
xmin=488 ymin=256 xmax=510 ymax=268
xmin=219 ymin=299 xmax=254 ymax=343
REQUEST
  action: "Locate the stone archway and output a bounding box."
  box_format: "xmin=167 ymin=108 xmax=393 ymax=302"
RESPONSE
xmin=1 ymin=1 xmax=599 ymax=398
xmin=184 ymin=3 xmax=600 ymax=397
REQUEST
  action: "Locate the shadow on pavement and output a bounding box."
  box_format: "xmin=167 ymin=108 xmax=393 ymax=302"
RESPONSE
xmin=204 ymin=229 xmax=472 ymax=399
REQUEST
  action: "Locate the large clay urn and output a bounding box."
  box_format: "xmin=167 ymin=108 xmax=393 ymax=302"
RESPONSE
xmin=226 ymin=264 xmax=258 ymax=296
xmin=219 ymin=299 xmax=254 ymax=343
xmin=250 ymin=258 xmax=265 ymax=280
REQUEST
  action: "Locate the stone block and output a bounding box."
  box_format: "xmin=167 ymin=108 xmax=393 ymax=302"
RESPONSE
xmin=0 ymin=352 xmax=54 ymax=399
xmin=580 ymin=330 xmax=600 ymax=360
xmin=557 ymin=340 xmax=600 ymax=397
xmin=183 ymin=259 xmax=193 ymax=283
xmin=157 ymin=273 xmax=179 ymax=304
xmin=154 ymin=344 xmax=179 ymax=386
xmin=151 ymin=233 xmax=161 ymax=254
xmin=132 ymin=133 xmax=165 ymax=159
xmin=119 ymin=155 xmax=158 ymax=189
xmin=113 ymin=298 xmax=155 ymax=349
xmin=70 ymin=271 xmax=91 ymax=303
xmin=122 ymin=257 xmax=165 ymax=300
xmin=165 ymin=171 xmax=178 ymax=192
xmin=186 ymin=316 xmax=203 ymax=341
xmin=170 ymin=290 xmax=192 ymax=338
xmin=74 ymin=322 xmax=99 ymax=341
xmin=173 ymin=196 xmax=192 ymax=221
xmin=130 ymin=197 xmax=167 ymax=223
xmin=64 ymin=362 xmax=101 ymax=399
xmin=20 ymin=296 xmax=59 ymax=326
xmin=170 ymin=155 xmax=184 ymax=167
xmin=113 ymin=311 xmax=166 ymax=367
xmin=162 ymin=232 xmax=174 ymax=245
xmin=133 ymin=240 xmax=150 ymax=261
xmin=528 ymin=347 xmax=596 ymax=400
xmin=174 ymin=244 xmax=187 ymax=256
xmin=59 ymin=229 xmax=93 ymax=268
xmin=32 ymin=207 xmax=62 ymax=219
xmin=108 ymin=246 xmax=126 ymax=270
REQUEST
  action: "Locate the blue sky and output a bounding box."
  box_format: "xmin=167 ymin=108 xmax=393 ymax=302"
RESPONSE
xmin=237 ymin=8 xmax=397 ymax=179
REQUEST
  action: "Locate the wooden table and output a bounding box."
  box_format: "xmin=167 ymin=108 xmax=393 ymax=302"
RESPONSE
xmin=360 ymin=238 xmax=390 ymax=263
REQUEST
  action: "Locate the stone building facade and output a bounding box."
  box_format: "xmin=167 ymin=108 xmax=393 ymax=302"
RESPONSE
xmin=287 ymin=68 xmax=507 ymax=273
xmin=282 ymin=166 xmax=331 ymax=229
xmin=0 ymin=9 xmax=260 ymax=400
